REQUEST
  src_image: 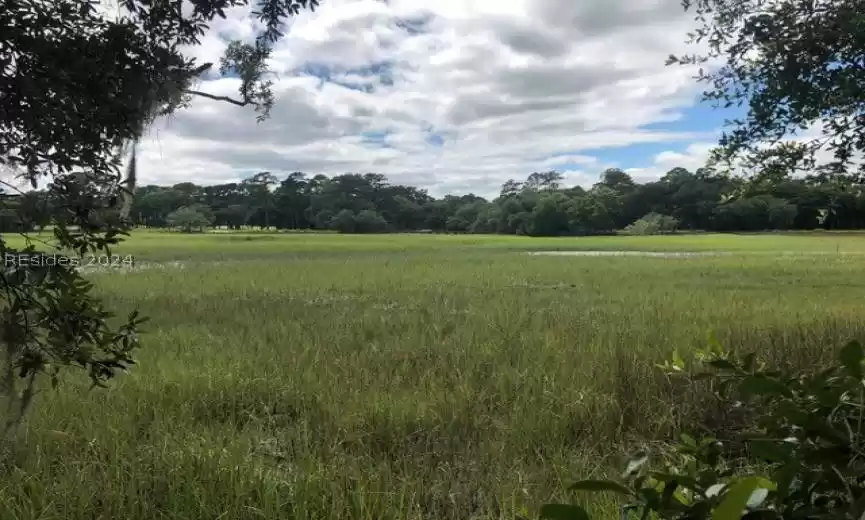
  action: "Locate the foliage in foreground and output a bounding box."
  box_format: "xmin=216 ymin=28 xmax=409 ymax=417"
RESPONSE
xmin=0 ymin=0 xmax=317 ymax=444
xmin=671 ymin=0 xmax=865 ymax=181
xmin=543 ymin=340 xmax=865 ymax=520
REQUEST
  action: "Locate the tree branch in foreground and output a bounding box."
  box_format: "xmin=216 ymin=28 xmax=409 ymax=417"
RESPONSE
xmin=185 ymin=90 xmax=250 ymax=107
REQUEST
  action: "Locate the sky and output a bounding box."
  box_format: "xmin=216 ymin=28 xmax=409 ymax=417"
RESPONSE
xmin=4 ymin=0 xmax=750 ymax=199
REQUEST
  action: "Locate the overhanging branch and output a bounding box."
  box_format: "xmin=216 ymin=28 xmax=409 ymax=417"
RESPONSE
xmin=185 ymin=90 xmax=250 ymax=107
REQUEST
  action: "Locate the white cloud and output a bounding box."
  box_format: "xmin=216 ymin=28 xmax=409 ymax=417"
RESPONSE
xmin=137 ymin=0 xmax=721 ymax=198
xmin=623 ymin=122 xmax=865 ymax=186
xmin=625 ymin=142 xmax=718 ymax=183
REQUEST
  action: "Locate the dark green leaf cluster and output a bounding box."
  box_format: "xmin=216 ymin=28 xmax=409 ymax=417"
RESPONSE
xmin=543 ymin=341 xmax=865 ymax=520
xmin=0 ymin=0 xmax=317 ymax=439
xmin=2 ymin=0 xmax=318 ymax=186
xmin=670 ymin=0 xmax=865 ymax=180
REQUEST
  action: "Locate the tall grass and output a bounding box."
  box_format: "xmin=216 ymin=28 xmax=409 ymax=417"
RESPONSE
xmin=1 ymin=233 xmax=864 ymax=519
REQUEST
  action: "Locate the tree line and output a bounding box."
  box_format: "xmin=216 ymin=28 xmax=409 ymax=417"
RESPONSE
xmin=3 ymin=167 xmax=865 ymax=236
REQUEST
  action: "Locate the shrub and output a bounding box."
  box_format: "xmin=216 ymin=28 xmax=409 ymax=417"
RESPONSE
xmin=542 ymin=340 xmax=865 ymax=520
xmin=354 ymin=210 xmax=389 ymax=233
xmin=623 ymin=213 xmax=679 ymax=235
xmin=330 ymin=209 xmax=356 ymax=233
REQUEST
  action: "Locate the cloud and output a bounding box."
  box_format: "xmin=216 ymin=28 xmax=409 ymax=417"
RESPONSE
xmin=623 ymin=121 xmax=865 ymax=186
xmin=136 ymin=0 xmax=722 ymax=198
xmin=625 ymin=142 xmax=718 ymax=183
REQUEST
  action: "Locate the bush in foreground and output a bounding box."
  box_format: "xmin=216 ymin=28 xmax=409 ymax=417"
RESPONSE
xmin=543 ymin=340 xmax=865 ymax=520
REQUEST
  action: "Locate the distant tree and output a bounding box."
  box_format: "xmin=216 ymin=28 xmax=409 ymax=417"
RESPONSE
xmin=446 ymin=201 xmax=488 ymax=232
xmin=354 ymin=210 xmax=388 ymax=233
xmin=29 ymin=165 xmax=865 ymax=237
xmin=623 ymin=213 xmax=680 ymax=235
xmin=659 ymin=169 xmax=736 ymax=230
xmin=15 ymin=191 xmax=51 ymax=232
xmin=469 ymin=205 xmax=502 ymax=234
xmin=496 ymin=197 xmax=531 ymax=234
xmin=525 ymin=171 xmax=564 ymax=192
xmin=171 ymin=182 xmax=201 ymax=206
xmin=242 ymin=172 xmax=279 ymax=229
xmin=711 ymin=195 xmax=798 ymax=231
xmin=589 ymin=184 xmax=629 ymax=228
xmin=527 ymin=193 xmax=573 ymax=236
xmin=423 ymin=200 xmax=450 ymax=232
xmin=446 ymin=215 xmax=470 ymax=232
xmin=188 ymin=203 xmax=215 ymax=225
xmin=0 ymin=192 xmax=32 ymax=233
xmin=313 ymin=209 xmax=335 ymax=230
xmin=330 ymin=209 xmax=356 ymax=233
xmin=391 ymin=195 xmax=424 ymax=230
xmin=660 ymin=167 xmax=693 ymax=185
xmin=202 ymin=183 xmax=246 ymax=228
xmin=499 ymin=179 xmax=524 ymax=198
xmin=598 ymin=168 xmax=637 ymax=193
xmin=216 ymin=204 xmax=251 ymax=230
xmin=767 ymin=198 xmax=799 ymax=229
xmin=569 ymin=194 xmax=615 ymax=235
xmin=273 ymin=172 xmax=310 ymax=229
xmin=165 ymin=206 xmax=213 ymax=233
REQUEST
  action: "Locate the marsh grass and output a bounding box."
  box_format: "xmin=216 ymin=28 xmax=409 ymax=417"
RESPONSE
xmin=1 ymin=233 xmax=864 ymax=519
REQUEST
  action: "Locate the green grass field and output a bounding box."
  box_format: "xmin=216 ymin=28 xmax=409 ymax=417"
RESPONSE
xmin=3 ymin=231 xmax=865 ymax=519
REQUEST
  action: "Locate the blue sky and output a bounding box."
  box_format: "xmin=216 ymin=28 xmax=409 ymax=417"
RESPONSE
xmin=588 ymin=103 xmax=746 ymax=170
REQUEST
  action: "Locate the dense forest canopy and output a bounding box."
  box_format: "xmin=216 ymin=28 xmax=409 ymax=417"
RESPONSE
xmin=4 ymin=166 xmax=864 ymax=235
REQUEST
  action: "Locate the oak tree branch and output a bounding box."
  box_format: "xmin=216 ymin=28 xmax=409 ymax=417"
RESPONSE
xmin=185 ymin=89 xmax=250 ymax=107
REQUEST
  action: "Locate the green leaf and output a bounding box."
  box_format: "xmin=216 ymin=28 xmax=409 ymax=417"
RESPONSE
xmin=569 ymin=480 xmax=632 ymax=496
xmin=738 ymin=375 xmax=790 ymax=398
xmin=848 ymin=486 xmax=865 ymax=518
xmin=707 ymin=331 xmax=723 ymax=353
xmin=773 ymin=460 xmax=799 ymax=502
xmin=660 ymin=480 xmax=681 ymax=509
xmin=706 ymin=484 xmax=725 ymax=498
xmin=747 ymin=439 xmax=793 ymax=463
xmin=680 ymin=433 xmax=697 ymax=448
xmin=742 ymin=352 xmax=757 ymax=372
xmin=638 ymin=487 xmax=661 ymax=510
xmin=839 ymin=341 xmax=864 ymax=378
xmin=745 ymin=488 xmax=768 ymax=510
xmin=650 ymin=472 xmax=698 ymax=490
xmin=712 ymin=477 xmax=775 ymax=520
xmin=539 ymin=504 xmax=590 ymax=520
xmin=708 ymin=359 xmax=737 ymax=371
xmin=672 ymin=349 xmax=685 ymax=370
xmin=802 ymin=413 xmax=849 ymax=443
xmin=623 ymin=452 xmax=649 ymax=477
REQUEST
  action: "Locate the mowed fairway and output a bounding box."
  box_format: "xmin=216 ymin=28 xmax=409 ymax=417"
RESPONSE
xmin=3 ymin=232 xmax=865 ymax=519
